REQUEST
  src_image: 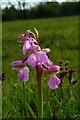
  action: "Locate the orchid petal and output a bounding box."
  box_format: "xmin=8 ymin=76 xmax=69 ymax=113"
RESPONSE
xmin=37 ymin=51 xmax=53 ymax=65
xmin=11 ymin=60 xmax=26 ymax=70
xmin=48 ymin=75 xmax=61 ymax=89
xmin=46 ymin=65 xmax=60 ymax=74
xmin=22 ymin=41 xmax=31 ymax=55
xmin=18 ymin=67 xmax=29 ymax=82
xmin=27 ymin=54 xmax=37 ymax=67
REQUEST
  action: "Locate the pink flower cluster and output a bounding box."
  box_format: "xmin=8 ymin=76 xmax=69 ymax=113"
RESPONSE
xmin=11 ymin=28 xmax=61 ymax=89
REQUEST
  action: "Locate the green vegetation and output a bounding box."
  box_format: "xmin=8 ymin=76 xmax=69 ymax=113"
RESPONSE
xmin=2 ymin=16 xmax=79 ymax=119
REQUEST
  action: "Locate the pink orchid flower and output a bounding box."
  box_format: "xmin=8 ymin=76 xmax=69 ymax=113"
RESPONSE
xmin=11 ymin=28 xmax=61 ymax=89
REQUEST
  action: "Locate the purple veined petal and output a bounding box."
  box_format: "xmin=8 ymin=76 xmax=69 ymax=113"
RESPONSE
xmin=22 ymin=42 xmax=27 ymax=55
xmin=11 ymin=60 xmax=25 ymax=69
xmin=11 ymin=61 xmax=22 ymax=67
xmin=46 ymin=65 xmax=60 ymax=74
xmin=36 ymin=51 xmax=53 ymax=65
xmin=25 ymin=40 xmax=31 ymax=49
xmin=52 ymin=75 xmax=61 ymax=85
xmin=17 ymin=34 xmax=26 ymax=43
xmin=22 ymin=41 xmax=31 ymax=55
xmin=18 ymin=67 xmax=29 ymax=82
xmin=47 ymin=58 xmax=53 ymax=65
xmin=48 ymin=75 xmax=61 ymax=89
xmin=27 ymin=53 xmax=37 ymax=67
xmin=28 ymin=37 xmax=33 ymax=43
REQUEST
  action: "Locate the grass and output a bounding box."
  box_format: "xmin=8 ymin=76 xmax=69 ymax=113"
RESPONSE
xmin=2 ymin=16 xmax=79 ymax=119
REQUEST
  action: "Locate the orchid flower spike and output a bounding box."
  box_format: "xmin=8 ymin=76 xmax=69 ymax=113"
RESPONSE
xmin=11 ymin=28 xmax=61 ymax=89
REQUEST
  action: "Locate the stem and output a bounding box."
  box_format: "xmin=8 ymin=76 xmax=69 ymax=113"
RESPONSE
xmin=23 ymin=82 xmax=25 ymax=116
xmin=36 ymin=66 xmax=43 ymax=118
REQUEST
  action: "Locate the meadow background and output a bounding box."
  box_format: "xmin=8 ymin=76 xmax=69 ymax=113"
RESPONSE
xmin=1 ymin=1 xmax=80 ymax=118
xmin=2 ymin=15 xmax=79 ymax=119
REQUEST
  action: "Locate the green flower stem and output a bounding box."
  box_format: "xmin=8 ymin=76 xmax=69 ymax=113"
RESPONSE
xmin=23 ymin=82 xmax=25 ymax=106
xmin=23 ymin=82 xmax=36 ymax=118
xmin=36 ymin=66 xmax=43 ymax=118
xmin=23 ymin=82 xmax=26 ymax=116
